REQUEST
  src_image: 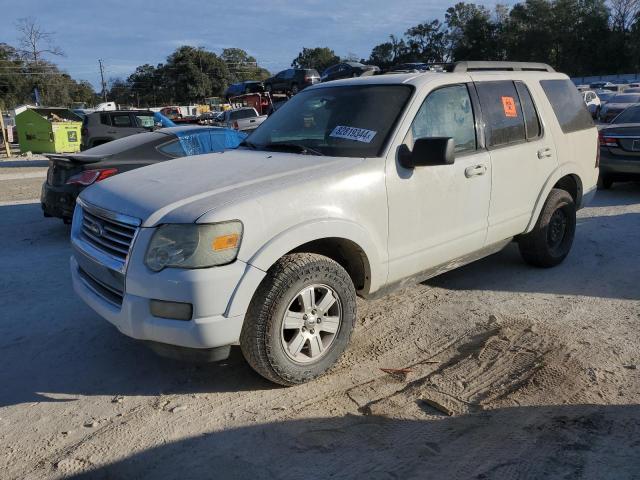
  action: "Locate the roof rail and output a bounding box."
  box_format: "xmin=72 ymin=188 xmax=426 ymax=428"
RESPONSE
xmin=452 ymin=61 xmax=555 ymax=73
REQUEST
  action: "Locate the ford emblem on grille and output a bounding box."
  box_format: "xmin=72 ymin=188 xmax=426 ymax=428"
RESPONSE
xmin=88 ymin=221 xmax=104 ymax=237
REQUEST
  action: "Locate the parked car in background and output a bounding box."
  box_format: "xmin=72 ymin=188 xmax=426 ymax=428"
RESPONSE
xmin=388 ymin=62 xmax=430 ymax=73
xmin=198 ymin=111 xmax=224 ymax=125
xmin=589 ymin=81 xmax=617 ymax=90
xmin=217 ymin=107 xmax=267 ymax=132
xmin=225 ymin=81 xmax=264 ymax=100
xmin=598 ymin=93 xmax=640 ymax=123
xmin=42 ymin=126 xmax=246 ymax=223
xmin=69 ymin=61 xmax=597 ymax=386
xmin=582 ymin=90 xmax=601 ymax=118
xmin=597 ymin=104 xmax=640 ymax=189
xmin=623 ymin=87 xmax=640 ymax=94
xmin=81 ymin=110 xmax=157 ymax=150
xmin=595 ymin=90 xmax=615 ymax=105
xmin=264 ymin=68 xmax=320 ymax=95
xmin=321 ymin=62 xmax=380 ymax=81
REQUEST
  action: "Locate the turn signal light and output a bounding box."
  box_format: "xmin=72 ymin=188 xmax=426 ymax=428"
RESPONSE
xmin=212 ymin=233 xmax=240 ymax=251
xmin=66 ymin=168 xmax=118 ymax=186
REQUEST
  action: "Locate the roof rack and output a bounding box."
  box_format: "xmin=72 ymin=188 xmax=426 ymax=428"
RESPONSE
xmin=452 ymin=61 xmax=555 ymax=73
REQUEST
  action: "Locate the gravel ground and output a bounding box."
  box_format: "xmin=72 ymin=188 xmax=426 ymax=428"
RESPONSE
xmin=0 ymin=165 xmax=638 ymax=479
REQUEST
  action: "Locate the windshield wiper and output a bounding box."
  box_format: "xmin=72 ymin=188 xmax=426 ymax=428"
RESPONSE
xmin=262 ymin=142 xmax=324 ymax=156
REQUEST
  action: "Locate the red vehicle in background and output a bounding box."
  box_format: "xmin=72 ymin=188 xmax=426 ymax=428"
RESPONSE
xmin=228 ymin=92 xmax=289 ymax=116
xmin=159 ymin=106 xmax=200 ymax=124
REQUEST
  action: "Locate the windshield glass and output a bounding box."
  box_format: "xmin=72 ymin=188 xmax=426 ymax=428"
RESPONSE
xmin=246 ymin=84 xmax=413 ymax=157
xmin=613 ymin=106 xmax=640 ymax=123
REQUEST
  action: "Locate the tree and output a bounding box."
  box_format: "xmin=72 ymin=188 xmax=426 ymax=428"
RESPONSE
xmin=405 ymin=20 xmax=449 ymax=62
xmin=291 ymin=47 xmax=340 ymax=73
xmin=15 ymin=17 xmax=64 ymax=64
xmin=221 ymin=48 xmax=270 ymax=83
xmin=445 ymin=2 xmax=501 ymax=60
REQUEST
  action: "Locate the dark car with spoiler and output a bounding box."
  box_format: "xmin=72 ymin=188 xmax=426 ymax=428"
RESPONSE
xmin=41 ymin=126 xmax=247 ymax=223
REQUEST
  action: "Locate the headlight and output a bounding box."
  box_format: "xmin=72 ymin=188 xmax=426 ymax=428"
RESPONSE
xmin=145 ymin=221 xmax=243 ymax=271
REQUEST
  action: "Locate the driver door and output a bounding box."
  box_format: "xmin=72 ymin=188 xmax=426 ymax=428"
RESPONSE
xmin=386 ymin=83 xmax=492 ymax=284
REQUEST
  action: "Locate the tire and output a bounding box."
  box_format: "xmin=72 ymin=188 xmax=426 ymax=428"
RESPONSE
xmin=291 ymin=83 xmax=299 ymax=95
xmin=240 ymin=253 xmax=356 ymax=386
xmin=518 ymin=188 xmax=576 ymax=268
xmin=597 ymin=175 xmax=613 ymax=190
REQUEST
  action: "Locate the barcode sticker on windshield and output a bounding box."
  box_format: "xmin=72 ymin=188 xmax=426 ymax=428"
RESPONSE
xmin=330 ymin=126 xmax=377 ymax=143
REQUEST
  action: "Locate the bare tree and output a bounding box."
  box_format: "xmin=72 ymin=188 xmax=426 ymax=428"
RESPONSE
xmin=610 ymin=0 xmax=640 ymax=31
xmin=15 ymin=17 xmax=64 ymax=64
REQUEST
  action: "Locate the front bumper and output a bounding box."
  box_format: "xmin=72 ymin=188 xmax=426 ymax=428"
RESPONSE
xmin=40 ymin=182 xmax=81 ymax=219
xmin=71 ymin=255 xmax=250 ymax=351
xmin=70 ymin=203 xmax=264 ymax=355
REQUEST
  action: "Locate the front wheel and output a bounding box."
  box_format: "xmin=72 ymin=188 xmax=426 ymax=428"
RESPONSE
xmin=240 ymin=253 xmax=356 ymax=386
xmin=518 ymin=188 xmax=576 ymax=268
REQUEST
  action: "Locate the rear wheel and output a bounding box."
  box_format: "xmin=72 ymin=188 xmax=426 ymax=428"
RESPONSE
xmin=518 ymin=188 xmax=576 ymax=268
xmin=240 ymin=253 xmax=356 ymax=386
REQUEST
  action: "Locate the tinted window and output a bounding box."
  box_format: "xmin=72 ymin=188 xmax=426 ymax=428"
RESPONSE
xmin=540 ymin=79 xmax=594 ymax=133
xmin=612 ymin=105 xmax=640 ymax=124
xmin=284 ymin=69 xmax=294 ymax=79
xmin=515 ymin=82 xmax=542 ymax=140
xmin=409 ymin=84 xmax=476 ymax=153
xmin=157 ymin=138 xmax=186 ymax=157
xmin=99 ymin=113 xmax=110 ymax=126
xmin=477 ymin=81 xmax=526 ymax=147
xmin=111 ymin=114 xmax=133 ymax=127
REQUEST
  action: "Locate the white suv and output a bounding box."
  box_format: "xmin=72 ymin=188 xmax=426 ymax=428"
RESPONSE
xmin=70 ymin=61 xmax=598 ymax=385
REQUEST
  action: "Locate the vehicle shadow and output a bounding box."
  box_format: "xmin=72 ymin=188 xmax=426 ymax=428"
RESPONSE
xmin=590 ymin=182 xmax=640 ymax=207
xmin=425 ymin=211 xmax=640 ymax=300
xmin=65 ymin=404 xmax=640 ymax=479
xmin=0 ymin=203 xmax=273 ymax=409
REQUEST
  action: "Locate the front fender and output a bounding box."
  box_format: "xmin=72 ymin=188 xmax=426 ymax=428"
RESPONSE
xmin=225 ymin=219 xmax=386 ymax=318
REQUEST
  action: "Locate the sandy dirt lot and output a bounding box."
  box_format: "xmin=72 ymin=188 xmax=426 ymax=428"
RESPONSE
xmin=1 ymin=161 xmax=639 ymax=479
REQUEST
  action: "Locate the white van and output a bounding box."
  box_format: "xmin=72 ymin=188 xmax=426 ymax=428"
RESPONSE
xmin=70 ymin=61 xmax=598 ymax=385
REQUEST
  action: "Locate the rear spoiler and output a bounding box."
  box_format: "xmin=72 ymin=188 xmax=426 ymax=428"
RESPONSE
xmin=45 ymin=153 xmax=111 ymax=164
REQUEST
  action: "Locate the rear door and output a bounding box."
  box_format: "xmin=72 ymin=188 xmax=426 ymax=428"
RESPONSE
xmin=473 ymin=79 xmax=557 ymax=244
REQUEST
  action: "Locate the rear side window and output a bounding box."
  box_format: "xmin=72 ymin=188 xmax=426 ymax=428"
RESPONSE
xmin=540 ymin=79 xmax=593 ymax=133
xmin=135 ymin=114 xmax=155 ymax=128
xmin=157 ymin=139 xmax=186 ymax=157
xmin=515 ymin=82 xmax=542 ymax=140
xmin=476 ymin=81 xmax=525 ymax=147
xmin=230 ymin=109 xmax=256 ymax=120
xmin=99 ymin=113 xmax=110 ymax=126
xmin=111 ymin=114 xmax=133 ymax=127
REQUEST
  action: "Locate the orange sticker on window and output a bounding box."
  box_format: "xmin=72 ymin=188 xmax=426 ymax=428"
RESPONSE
xmin=501 ymin=96 xmax=517 ymax=117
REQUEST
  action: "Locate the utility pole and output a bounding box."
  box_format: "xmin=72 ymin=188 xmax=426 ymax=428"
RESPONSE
xmin=98 ymin=59 xmax=107 ymax=102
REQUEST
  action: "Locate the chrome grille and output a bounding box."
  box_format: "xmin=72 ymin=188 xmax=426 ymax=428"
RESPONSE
xmin=81 ymin=209 xmax=137 ymax=261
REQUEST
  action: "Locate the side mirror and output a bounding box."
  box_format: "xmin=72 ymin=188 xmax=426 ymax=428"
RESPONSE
xmin=399 ymin=137 xmax=455 ymax=169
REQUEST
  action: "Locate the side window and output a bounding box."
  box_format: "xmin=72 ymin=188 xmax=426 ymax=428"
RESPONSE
xmin=135 ymin=114 xmax=155 ymax=128
xmin=540 ymin=79 xmax=594 ymax=133
xmin=111 ymin=114 xmax=133 ymax=127
xmin=515 ymin=81 xmax=542 ymax=140
xmin=284 ymin=69 xmax=294 ymax=79
xmin=476 ymin=81 xmax=526 ymax=147
xmin=408 ymin=84 xmax=476 ymax=154
xmin=99 ymin=113 xmax=111 ymax=126
xmin=157 ymin=139 xmax=186 ymax=158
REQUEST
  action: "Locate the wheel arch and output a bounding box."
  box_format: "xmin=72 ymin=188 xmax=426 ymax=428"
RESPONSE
xmin=524 ymin=164 xmax=584 ymax=234
xmin=226 ymin=220 xmax=384 ymax=318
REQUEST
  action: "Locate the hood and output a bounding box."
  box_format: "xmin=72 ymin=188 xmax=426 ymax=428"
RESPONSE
xmin=79 ymin=149 xmax=362 ymax=226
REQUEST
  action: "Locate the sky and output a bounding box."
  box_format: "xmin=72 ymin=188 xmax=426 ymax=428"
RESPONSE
xmin=0 ymin=0 xmax=505 ymax=89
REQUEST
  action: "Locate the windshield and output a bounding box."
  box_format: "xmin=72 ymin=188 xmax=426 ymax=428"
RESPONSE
xmin=612 ymin=106 xmax=640 ymax=124
xmin=246 ymin=84 xmax=413 ymax=157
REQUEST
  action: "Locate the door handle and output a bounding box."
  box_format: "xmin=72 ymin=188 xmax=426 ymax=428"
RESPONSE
xmin=537 ymin=147 xmax=553 ymax=159
xmin=465 ymin=164 xmax=486 ymax=178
